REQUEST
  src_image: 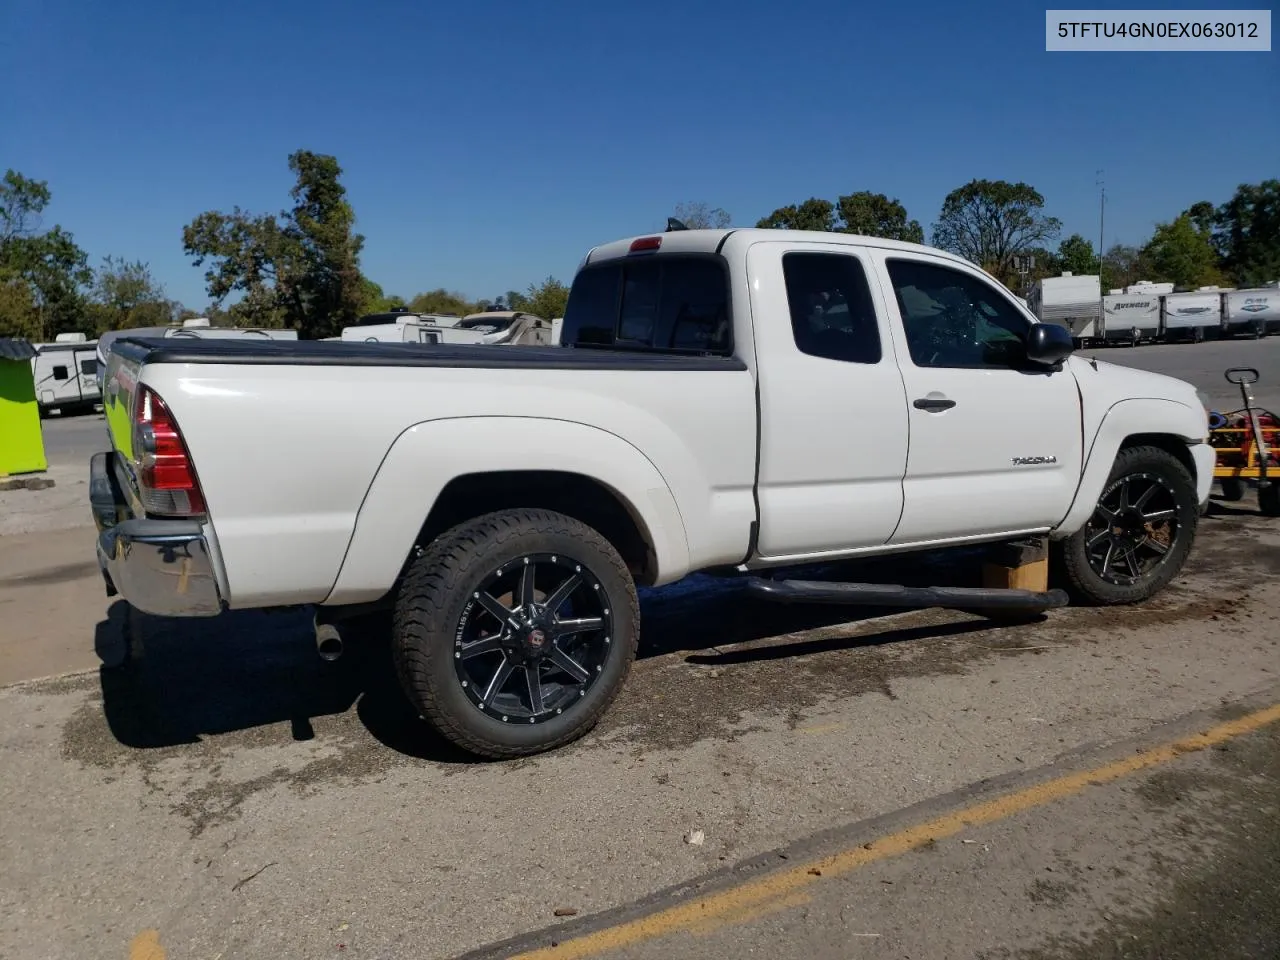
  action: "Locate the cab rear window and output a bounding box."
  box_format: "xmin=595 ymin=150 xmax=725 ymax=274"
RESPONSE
xmin=561 ymin=256 xmax=733 ymax=355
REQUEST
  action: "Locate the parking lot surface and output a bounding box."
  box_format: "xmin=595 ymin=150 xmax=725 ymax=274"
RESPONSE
xmin=2 ymin=339 xmax=1278 ymax=959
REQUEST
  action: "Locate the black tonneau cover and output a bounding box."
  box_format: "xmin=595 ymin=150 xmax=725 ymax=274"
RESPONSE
xmin=111 ymin=337 xmax=747 ymax=372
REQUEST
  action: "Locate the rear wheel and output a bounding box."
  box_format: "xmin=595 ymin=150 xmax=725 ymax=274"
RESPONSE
xmin=392 ymin=508 xmax=640 ymax=759
xmin=1054 ymin=446 xmax=1199 ymax=605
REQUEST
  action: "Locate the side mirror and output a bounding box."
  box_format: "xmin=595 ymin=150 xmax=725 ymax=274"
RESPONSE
xmin=1025 ymin=322 xmax=1074 ymax=366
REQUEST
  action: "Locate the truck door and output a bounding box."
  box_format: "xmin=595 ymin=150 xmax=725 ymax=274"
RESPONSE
xmin=874 ymin=252 xmax=1083 ymax=544
xmin=750 ymin=241 xmax=910 ymax=559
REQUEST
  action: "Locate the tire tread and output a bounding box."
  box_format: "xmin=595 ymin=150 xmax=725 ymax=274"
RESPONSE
xmin=392 ymin=508 xmax=639 ymax=759
xmin=1055 ymin=445 xmax=1199 ymax=606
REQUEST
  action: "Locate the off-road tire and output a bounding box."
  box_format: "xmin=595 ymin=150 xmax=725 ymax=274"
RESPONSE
xmin=1053 ymin=445 xmax=1199 ymax=606
xmin=392 ymin=509 xmax=640 ymax=759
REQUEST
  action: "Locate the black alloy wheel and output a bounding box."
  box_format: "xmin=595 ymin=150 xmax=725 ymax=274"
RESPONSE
xmin=453 ymin=553 xmax=614 ymax=724
xmin=1083 ymin=471 xmax=1179 ymax=586
xmin=392 ymin=508 xmax=640 ymax=759
xmin=1054 ymin=445 xmax=1199 ymax=605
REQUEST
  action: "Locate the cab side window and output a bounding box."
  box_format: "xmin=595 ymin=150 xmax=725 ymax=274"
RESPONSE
xmin=886 ymin=259 xmax=1030 ymax=369
xmin=782 ymin=252 xmax=882 ymax=364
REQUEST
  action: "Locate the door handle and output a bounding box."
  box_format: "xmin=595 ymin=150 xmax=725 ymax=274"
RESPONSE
xmin=913 ymin=397 xmax=956 ymax=412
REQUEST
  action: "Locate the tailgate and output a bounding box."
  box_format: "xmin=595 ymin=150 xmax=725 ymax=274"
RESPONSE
xmin=102 ymin=348 xmax=142 ymax=462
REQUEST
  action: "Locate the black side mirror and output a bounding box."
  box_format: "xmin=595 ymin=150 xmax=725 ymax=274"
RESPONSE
xmin=1025 ymin=322 xmax=1074 ymax=366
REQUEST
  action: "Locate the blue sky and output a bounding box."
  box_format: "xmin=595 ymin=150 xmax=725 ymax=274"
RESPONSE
xmin=2 ymin=0 xmax=1276 ymax=310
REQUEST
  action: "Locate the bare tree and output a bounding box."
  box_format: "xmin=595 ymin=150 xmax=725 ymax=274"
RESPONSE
xmin=671 ymin=201 xmax=732 ymax=229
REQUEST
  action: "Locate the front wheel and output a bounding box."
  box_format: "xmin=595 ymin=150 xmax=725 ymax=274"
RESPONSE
xmin=1054 ymin=446 xmax=1200 ymax=605
xmin=392 ymin=508 xmax=640 ymax=759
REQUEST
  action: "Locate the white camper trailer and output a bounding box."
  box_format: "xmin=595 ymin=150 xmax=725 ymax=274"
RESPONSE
xmin=1161 ymin=287 xmax=1224 ymax=342
xmin=340 ymin=314 xmax=477 ymax=344
xmin=1027 ymin=273 xmax=1102 ymax=344
xmin=31 ymin=341 xmax=101 ymax=415
xmin=454 ymin=311 xmax=556 ymax=345
xmin=1222 ymin=287 xmax=1277 ymax=338
xmin=339 ymin=311 xmax=555 ymax=346
xmin=1101 ymin=291 xmax=1162 ymax=344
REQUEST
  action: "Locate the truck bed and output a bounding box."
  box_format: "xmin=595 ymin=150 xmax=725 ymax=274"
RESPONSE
xmin=106 ymin=334 xmax=759 ymax=609
xmin=112 ymin=337 xmax=747 ymax=372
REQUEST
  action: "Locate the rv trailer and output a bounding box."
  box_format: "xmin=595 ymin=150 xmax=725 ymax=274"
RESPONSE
xmin=1222 ymin=287 xmax=1277 ymax=338
xmin=31 ymin=341 xmax=101 ymax=415
xmin=1027 ymin=273 xmax=1102 ymax=345
xmin=339 ymin=311 xmax=555 ymax=346
xmin=1101 ymin=291 xmax=1162 ymax=345
xmin=1161 ymin=287 xmax=1225 ymax=342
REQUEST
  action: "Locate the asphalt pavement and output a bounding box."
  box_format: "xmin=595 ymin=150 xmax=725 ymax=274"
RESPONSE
xmin=2 ymin=336 xmax=1279 ymax=960
xmin=38 ymin=409 xmax=110 ymax=467
xmin=1079 ymin=336 xmax=1280 ymax=412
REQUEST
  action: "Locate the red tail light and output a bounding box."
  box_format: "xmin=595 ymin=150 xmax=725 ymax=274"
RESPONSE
xmin=133 ymin=386 xmax=206 ymax=516
xmin=629 ymin=236 xmax=662 ymax=253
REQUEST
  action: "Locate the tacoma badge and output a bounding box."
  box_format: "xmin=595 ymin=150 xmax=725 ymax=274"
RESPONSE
xmin=1012 ymin=455 xmax=1058 ymax=465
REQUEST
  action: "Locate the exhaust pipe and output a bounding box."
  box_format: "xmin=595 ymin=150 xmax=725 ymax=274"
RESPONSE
xmin=315 ymin=622 xmax=343 ymax=662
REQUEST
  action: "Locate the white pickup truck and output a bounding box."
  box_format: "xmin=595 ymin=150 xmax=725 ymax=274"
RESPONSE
xmin=91 ymin=227 xmax=1215 ymax=758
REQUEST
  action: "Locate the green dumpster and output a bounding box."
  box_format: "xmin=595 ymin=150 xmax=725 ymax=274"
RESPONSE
xmin=0 ymin=338 xmax=48 ymax=476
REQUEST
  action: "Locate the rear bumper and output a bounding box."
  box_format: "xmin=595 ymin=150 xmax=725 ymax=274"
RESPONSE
xmin=90 ymin=451 xmax=225 ymax=618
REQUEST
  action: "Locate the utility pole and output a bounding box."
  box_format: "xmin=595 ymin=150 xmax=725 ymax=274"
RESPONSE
xmin=1096 ymin=169 xmax=1106 ymax=285
xmin=1096 ymin=169 xmax=1107 ymax=335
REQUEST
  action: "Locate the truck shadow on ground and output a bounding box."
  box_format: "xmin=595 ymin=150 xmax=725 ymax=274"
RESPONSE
xmin=89 ymin=544 xmax=1014 ymax=763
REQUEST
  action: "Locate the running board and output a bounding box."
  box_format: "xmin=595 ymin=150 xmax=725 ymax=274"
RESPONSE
xmin=745 ymin=578 xmax=1070 ymax=612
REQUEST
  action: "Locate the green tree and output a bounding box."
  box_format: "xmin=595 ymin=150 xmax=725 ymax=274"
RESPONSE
xmin=183 ymin=150 xmax=368 ymax=338
xmin=0 ymin=277 xmax=41 ymax=340
xmin=1056 ymin=234 xmax=1099 ymax=275
xmin=406 ymin=288 xmax=476 ymax=317
xmin=522 ymin=276 xmax=570 ymax=319
xmin=0 ymin=170 xmax=92 ymax=339
xmin=1186 ymin=200 xmax=1216 ymax=236
xmin=1 ymin=170 xmax=52 ymax=244
xmin=1142 ymin=213 xmax=1225 ymax=289
xmin=835 ymin=191 xmax=924 ymax=242
xmin=931 ymin=179 xmax=1062 ymax=281
xmin=756 ymin=198 xmax=836 ymax=231
xmin=358 ymin=278 xmax=406 ymax=315
xmin=672 ymin=201 xmax=732 ymax=229
xmin=1101 ymin=244 xmax=1153 ymax=291
xmin=503 ymin=289 xmax=532 ymax=312
xmin=1213 ymin=180 xmax=1280 ymax=286
xmin=85 ymin=256 xmax=174 ymax=333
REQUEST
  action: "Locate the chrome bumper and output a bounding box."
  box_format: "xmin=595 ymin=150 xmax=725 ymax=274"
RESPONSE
xmin=90 ymin=452 xmax=225 ymax=618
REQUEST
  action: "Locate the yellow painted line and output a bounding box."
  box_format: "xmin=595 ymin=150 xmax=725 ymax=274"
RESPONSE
xmin=128 ymin=929 xmax=165 ymax=960
xmin=512 ymin=702 xmax=1280 ymax=960
xmin=795 ymin=722 xmax=845 ymax=736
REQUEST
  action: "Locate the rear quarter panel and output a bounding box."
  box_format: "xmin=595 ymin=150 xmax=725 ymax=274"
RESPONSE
xmin=138 ymin=360 xmax=757 ymax=609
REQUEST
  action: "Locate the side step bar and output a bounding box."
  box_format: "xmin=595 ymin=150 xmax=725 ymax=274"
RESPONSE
xmin=745 ymin=578 xmax=1070 ymax=612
